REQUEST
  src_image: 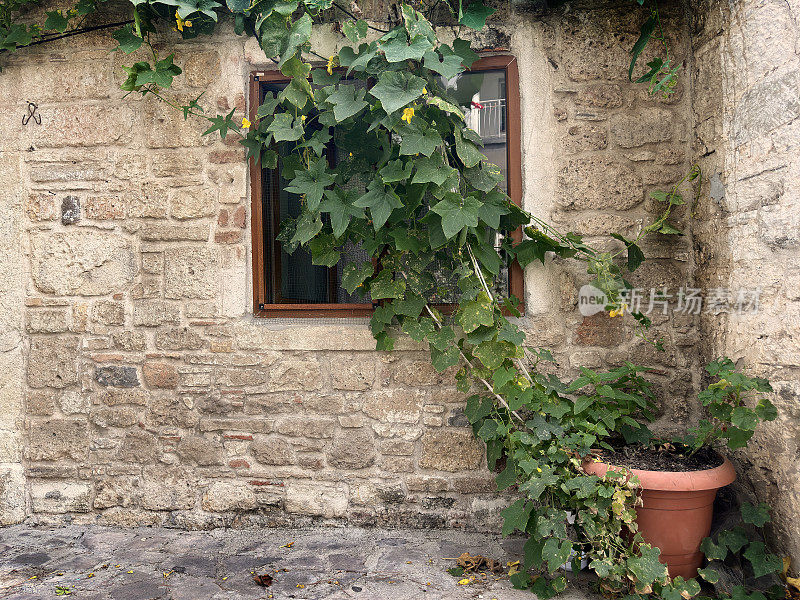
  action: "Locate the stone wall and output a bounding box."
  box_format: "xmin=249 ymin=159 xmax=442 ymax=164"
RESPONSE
xmin=0 ymin=1 xmax=696 ymax=529
xmin=691 ymin=0 xmax=800 ymax=560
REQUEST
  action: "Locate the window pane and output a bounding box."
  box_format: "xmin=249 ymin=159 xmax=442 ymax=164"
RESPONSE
xmin=441 ymin=68 xmax=511 ymax=298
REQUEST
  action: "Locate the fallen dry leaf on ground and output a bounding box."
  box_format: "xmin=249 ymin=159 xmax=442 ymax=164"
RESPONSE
xmin=253 ymin=573 xmax=274 ymax=587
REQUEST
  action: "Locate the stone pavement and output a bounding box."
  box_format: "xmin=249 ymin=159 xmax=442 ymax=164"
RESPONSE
xmin=0 ymin=525 xmax=594 ymax=599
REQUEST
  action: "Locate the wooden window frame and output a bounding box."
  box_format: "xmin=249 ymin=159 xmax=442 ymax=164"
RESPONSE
xmin=249 ymin=54 xmax=523 ymax=319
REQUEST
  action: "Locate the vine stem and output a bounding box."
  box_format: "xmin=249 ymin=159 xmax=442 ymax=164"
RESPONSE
xmin=331 ymin=1 xmax=389 ymax=33
xmin=466 ymin=242 xmax=535 ymax=386
xmin=396 ymin=268 xmax=524 ymax=423
xmin=1 ymin=19 xmax=133 ymax=51
xmin=423 ymin=302 xmax=525 ymax=424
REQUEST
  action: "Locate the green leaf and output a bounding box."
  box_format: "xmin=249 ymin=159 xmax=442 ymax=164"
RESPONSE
xmin=370 ymin=271 xmax=406 ymax=300
xmin=308 ymin=235 xmax=340 ymax=267
xmin=731 ymin=406 xmax=760 ymax=430
xmin=430 ymin=193 xmax=481 ymax=239
xmin=697 ymin=567 xmax=719 ymax=584
xmin=369 ymin=71 xmax=427 ymax=115
xmin=423 ymin=48 xmax=465 ymax=79
xmin=629 ymin=14 xmax=657 ymax=80
xmin=319 ymin=189 xmax=363 ymax=238
xmin=290 ymin=210 xmax=323 ymax=245
xmin=474 ymin=339 xmax=513 ymax=370
xmin=501 ymin=498 xmax=533 ymax=537
xmin=431 ymin=345 xmax=460 ymax=371
xmin=342 ymin=19 xmax=368 ymax=42
xmin=412 ymin=155 xmax=455 ymax=186
xmin=464 ymin=395 xmax=492 ymax=423
xmin=381 ymin=34 xmax=432 ymax=62
xmin=454 ymin=128 xmax=484 ymax=168
xmin=401 ymin=316 xmax=435 ymax=341
xmin=285 ymin=157 xmax=334 ymax=210
xmin=452 ymin=38 xmax=479 ymax=68
xmin=523 ymin=537 xmax=545 ymax=570
xmin=202 ymin=108 xmax=236 ymax=139
xmin=354 ymin=182 xmax=403 ymax=230
xmin=627 ymin=545 xmax=667 ymax=585
xmin=226 ymin=0 xmax=249 ymax=12
xmin=379 ymin=159 xmax=413 ymax=183
xmin=464 ymin=162 xmax=503 ymax=192
xmin=458 ymin=291 xmax=495 ymax=333
xmin=341 ymin=261 xmax=374 ymax=294
xmin=542 ymin=539 xmax=572 ymax=574
xmin=459 ymin=0 xmax=495 ymax=29
xmin=743 ymin=542 xmax=782 ymax=578
xmin=700 ymin=537 xmax=728 ymax=561
xmin=494 ymin=462 xmax=516 ymax=492
xmin=267 ymin=112 xmax=304 ymax=141
xmin=399 ymin=125 xmax=443 ymax=157
xmin=327 ymin=84 xmax=368 ymax=121
xmin=754 ymin=398 xmax=777 ymax=421
xmin=44 ymin=10 xmax=70 ymax=32
xmin=278 ymin=13 xmax=312 ymax=67
xmin=112 ymin=25 xmax=143 ymax=54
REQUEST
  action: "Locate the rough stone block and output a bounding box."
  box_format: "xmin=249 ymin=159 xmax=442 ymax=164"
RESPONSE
xmin=26 ymin=309 xmax=68 ymax=333
xmin=164 ymin=247 xmax=218 ymax=299
xmin=112 ymin=330 xmax=147 ymax=351
xmin=363 ymin=390 xmax=423 ymax=424
xmin=91 ymin=301 xmax=125 ymax=326
xmin=141 ymin=467 xmax=196 ymax=511
xmin=557 ymin=156 xmax=643 ymax=211
xmin=251 ymin=436 xmax=295 ymax=465
xmin=27 ymin=335 xmax=79 ymax=389
xmin=154 ymin=327 xmax=205 ymax=350
xmin=327 ymin=428 xmax=376 ymax=469
xmin=171 ymin=188 xmax=215 ymax=220
xmin=27 ymin=390 xmax=56 ymax=416
xmin=61 ymin=196 xmax=81 ymax=225
xmin=268 ymin=358 xmax=322 ymax=391
xmin=133 ymin=301 xmax=180 ymax=327
xmin=148 ymin=395 xmax=199 ymax=428
xmin=116 ymin=430 xmax=159 ymax=463
xmin=30 ymin=481 xmax=91 ymax=514
xmin=0 ymin=466 xmax=25 ymax=525
xmin=418 ymin=429 xmax=484 ymax=472
xmin=177 ymin=436 xmax=223 ymax=466
xmin=202 ymin=480 xmax=256 ymax=512
xmin=95 ymin=366 xmax=139 ymax=388
xmin=143 ymin=362 xmax=179 ymax=389
xmin=285 ymin=481 xmax=348 ymax=518
xmin=28 ymin=420 xmax=89 ymax=461
xmin=30 ymin=231 xmax=135 ymax=296
xmin=90 ymin=406 xmax=139 ymax=428
xmin=275 ymin=416 xmax=335 ymax=438
xmin=575 ymin=83 xmax=623 ymax=108
xmin=610 ymin=108 xmax=674 ymax=148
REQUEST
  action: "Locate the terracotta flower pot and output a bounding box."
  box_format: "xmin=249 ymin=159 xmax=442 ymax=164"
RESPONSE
xmin=582 ymin=456 xmax=737 ymax=579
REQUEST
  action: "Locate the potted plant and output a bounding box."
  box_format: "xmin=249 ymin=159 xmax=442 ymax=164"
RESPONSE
xmin=581 ymin=358 xmax=777 ymax=579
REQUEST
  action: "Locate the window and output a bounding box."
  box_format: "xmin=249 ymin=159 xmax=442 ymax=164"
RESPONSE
xmin=249 ymin=55 xmax=522 ymax=318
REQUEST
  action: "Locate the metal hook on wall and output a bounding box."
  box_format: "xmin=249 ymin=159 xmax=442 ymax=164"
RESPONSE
xmin=22 ymin=102 xmax=41 ymax=126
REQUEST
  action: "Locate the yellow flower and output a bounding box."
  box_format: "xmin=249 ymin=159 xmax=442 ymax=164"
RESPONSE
xmin=422 ymin=87 xmax=427 ymax=95
xmin=175 ymin=11 xmax=192 ymax=31
xmin=241 ymin=117 xmax=251 ymax=129
xmin=401 ymin=107 xmax=415 ymax=124
xmin=326 ymin=54 xmax=336 ymax=75
xmin=609 ymin=303 xmax=627 ymax=318
xmin=301 ymin=115 xmax=307 ymax=122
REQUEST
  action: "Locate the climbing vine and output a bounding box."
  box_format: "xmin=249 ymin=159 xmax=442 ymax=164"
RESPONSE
xmin=0 ymin=0 xmax=782 ymax=597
